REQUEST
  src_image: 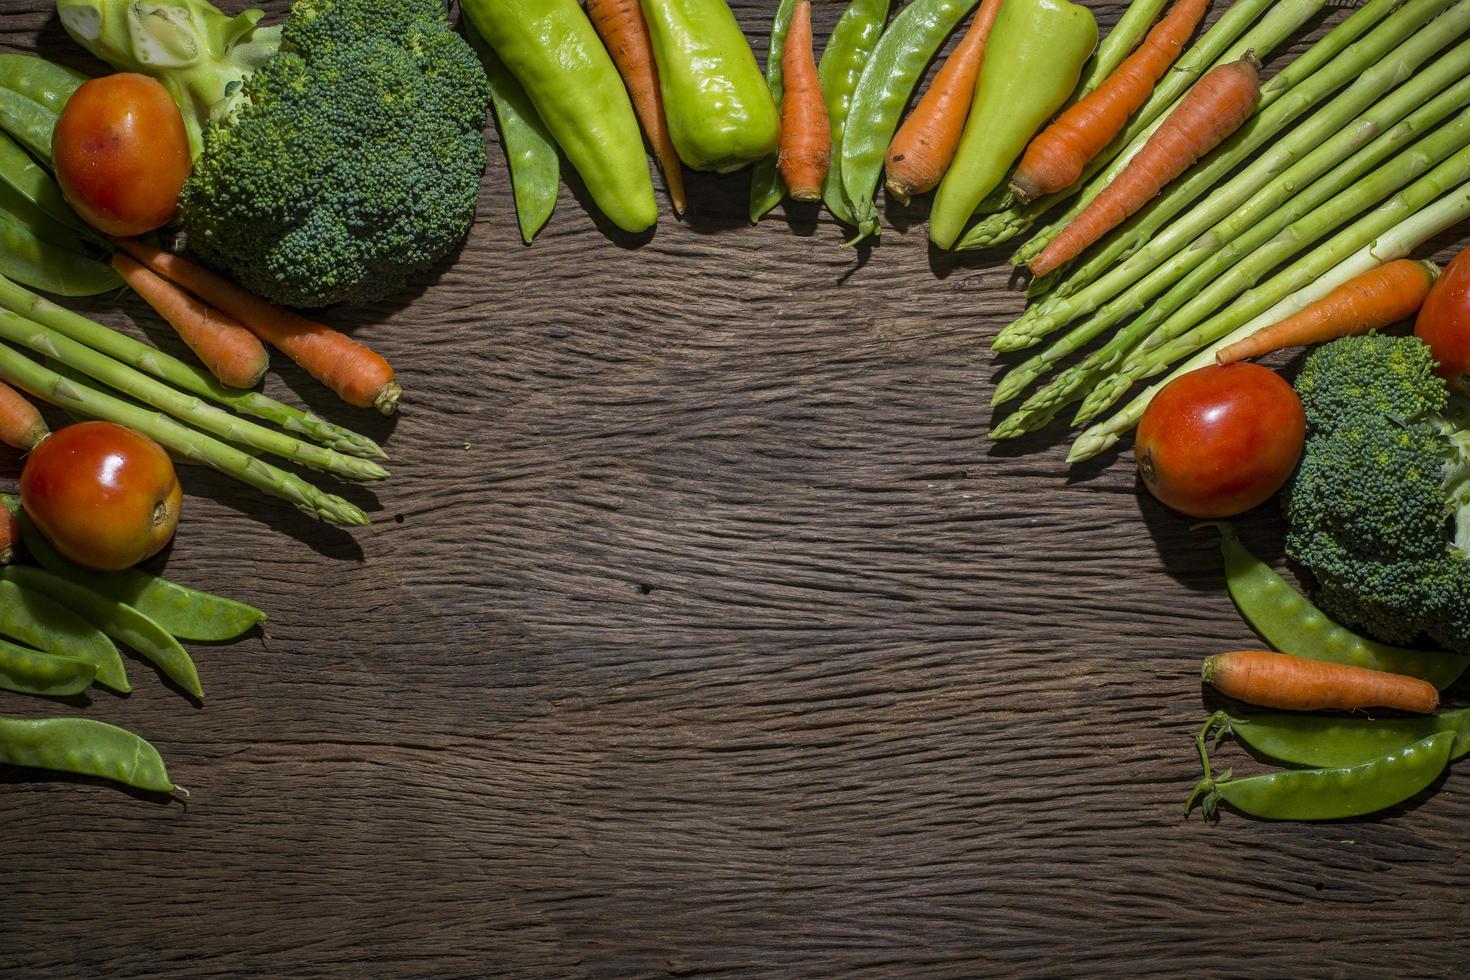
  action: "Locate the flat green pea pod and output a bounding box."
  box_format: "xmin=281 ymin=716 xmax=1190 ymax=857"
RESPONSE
xmin=748 ymin=0 xmax=800 ymax=223
xmin=819 ymin=0 xmax=891 ymax=228
xmin=1206 ymin=709 xmax=1470 ymax=771
xmin=929 ymin=0 xmax=1096 ymax=249
xmin=642 ymin=0 xmax=780 ymax=173
xmin=0 ymin=578 xmax=129 ymax=692
xmin=0 ymin=636 xmax=95 ymax=697
xmin=0 ymin=208 xmax=120 ymax=296
xmin=0 ymin=131 xmax=91 ymax=238
xmin=0 ymin=172 xmax=90 ymax=255
xmin=3 ymin=497 xmax=264 ymax=643
xmin=0 ymin=54 xmax=86 ymax=116
xmin=0 ymin=715 xmax=175 ymax=793
xmin=463 ymin=0 xmax=657 ymax=234
xmin=1189 ymin=725 xmax=1456 ymax=821
xmin=465 ymin=21 xmax=559 ymax=245
xmin=0 ymin=566 xmax=203 ymax=699
xmin=0 ymin=87 xmax=58 ymax=164
xmin=1203 ymin=523 xmax=1469 ymax=689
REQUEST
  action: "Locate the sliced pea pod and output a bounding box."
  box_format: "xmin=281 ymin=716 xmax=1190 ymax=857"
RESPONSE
xmin=1208 ymin=709 xmax=1470 ymax=771
xmin=0 ymin=566 xmax=203 ymax=699
xmin=0 ymin=87 xmax=57 ymax=164
xmin=465 ymin=20 xmax=559 ymax=244
xmin=0 ymin=715 xmax=174 ymax=793
xmin=0 ymin=578 xmax=129 ymax=692
xmin=749 ymin=0 xmax=800 ymax=223
xmin=0 ymin=54 xmax=86 ymax=116
xmin=818 ymin=0 xmax=892 ymax=227
xmin=3 ymin=500 xmax=266 ymax=642
xmin=0 ymin=131 xmax=91 ymax=238
xmin=0 ymin=636 xmax=95 ymax=697
xmin=0 ymin=208 xmax=120 ymax=296
xmin=840 ymin=0 xmax=978 ymax=242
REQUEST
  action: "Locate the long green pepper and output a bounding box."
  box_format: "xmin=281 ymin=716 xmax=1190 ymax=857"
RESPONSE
xmin=463 ymin=0 xmax=657 ymax=234
xmin=841 ymin=0 xmax=979 ymax=243
xmin=819 ymin=0 xmax=891 ymax=228
xmin=749 ymin=0 xmax=801 ymax=223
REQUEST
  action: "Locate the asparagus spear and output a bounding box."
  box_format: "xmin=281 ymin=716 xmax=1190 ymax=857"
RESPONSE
xmin=1080 ymin=143 xmax=1470 ymax=421
xmin=991 ymin=93 xmax=1470 ymax=437
xmin=954 ymin=0 xmax=1332 ymax=252
xmin=0 ymin=273 xmax=386 ymax=460
xmin=0 ymin=344 xmax=371 ymax=527
xmin=1070 ymin=0 xmax=1169 ymax=103
xmin=1068 ymin=187 xmax=1470 ymax=463
xmin=1005 ymin=0 xmax=1424 ymax=265
xmin=997 ymin=0 xmax=1464 ymax=352
xmin=0 ymin=307 xmax=387 ymax=481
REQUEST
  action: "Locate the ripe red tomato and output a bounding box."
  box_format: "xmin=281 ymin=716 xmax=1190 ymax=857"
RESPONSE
xmin=20 ymin=422 xmax=182 ymax=571
xmin=51 ymin=73 xmax=191 ymax=237
xmin=1135 ymin=363 xmax=1305 ymax=519
xmin=1416 ymin=248 xmax=1470 ymax=396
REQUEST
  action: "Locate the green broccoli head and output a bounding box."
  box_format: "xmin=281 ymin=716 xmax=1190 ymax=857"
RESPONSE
xmin=1284 ymin=334 xmax=1470 ymax=652
xmin=175 ymin=0 xmax=490 ymax=307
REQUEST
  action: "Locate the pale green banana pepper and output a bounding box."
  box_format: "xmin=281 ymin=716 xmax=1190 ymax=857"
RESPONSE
xmin=929 ymin=0 xmax=1096 ymax=249
xmin=641 ymin=0 xmax=781 ymax=173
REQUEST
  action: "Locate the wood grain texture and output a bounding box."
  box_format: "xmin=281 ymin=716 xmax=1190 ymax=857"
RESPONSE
xmin=3 ymin=1 xmax=1470 ymax=976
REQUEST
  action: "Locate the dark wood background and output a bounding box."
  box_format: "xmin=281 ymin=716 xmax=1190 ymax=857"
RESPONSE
xmin=5 ymin=1 xmax=1470 ymax=975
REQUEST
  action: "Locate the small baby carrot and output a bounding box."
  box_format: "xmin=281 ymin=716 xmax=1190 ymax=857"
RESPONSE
xmin=777 ymin=1 xmax=830 ymax=202
xmin=1203 ymin=650 xmax=1439 ymax=714
xmin=0 ymin=379 xmax=47 ymax=450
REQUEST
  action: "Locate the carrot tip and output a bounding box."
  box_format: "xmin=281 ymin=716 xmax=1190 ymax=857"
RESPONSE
xmin=374 ymin=381 xmax=403 ymax=416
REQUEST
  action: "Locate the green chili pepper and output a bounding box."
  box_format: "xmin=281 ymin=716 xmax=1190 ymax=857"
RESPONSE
xmin=0 ymin=578 xmax=129 ymax=692
xmin=0 ymin=54 xmax=86 ymax=116
xmin=819 ymin=0 xmax=891 ymax=228
xmin=1204 ymin=523 xmax=1468 ymax=689
xmin=841 ymin=0 xmax=978 ymax=243
xmin=748 ymin=0 xmax=800 ymax=223
xmin=0 ymin=566 xmax=204 ymax=699
xmin=465 ymin=20 xmax=560 ymax=244
xmin=1189 ymin=722 xmax=1455 ymax=821
xmin=929 ymin=0 xmax=1096 ymax=249
xmin=0 ymin=637 xmax=95 ymax=697
xmin=0 ymin=715 xmax=175 ymax=793
xmin=0 ymin=87 xmax=58 ymax=164
xmin=2 ymin=500 xmax=265 ymax=643
xmin=642 ymin=0 xmax=780 ymax=173
xmin=0 ymin=208 xmax=120 ymax=296
xmin=462 ymin=0 xmax=656 ymax=234
xmin=0 ymin=131 xmax=90 ymax=238
xmin=1206 ymin=709 xmax=1470 ymax=771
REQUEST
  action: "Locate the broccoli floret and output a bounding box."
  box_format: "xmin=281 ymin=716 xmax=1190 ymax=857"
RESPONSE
xmin=1283 ymin=334 xmax=1470 ymax=652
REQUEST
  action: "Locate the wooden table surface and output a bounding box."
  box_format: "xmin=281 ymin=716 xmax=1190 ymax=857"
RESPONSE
xmin=6 ymin=1 xmax=1470 ymax=975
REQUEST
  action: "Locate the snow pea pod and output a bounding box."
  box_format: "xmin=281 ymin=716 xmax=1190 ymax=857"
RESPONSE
xmin=1190 ymin=726 xmax=1455 ymax=821
xmin=0 ymin=87 xmax=57 ymax=164
xmin=929 ymin=0 xmax=1096 ymax=249
xmin=0 ymin=578 xmax=128 ymax=692
xmin=1205 ymin=523 xmax=1469 ymax=689
xmin=748 ymin=0 xmax=800 ymax=223
xmin=0 ymin=54 xmax=85 ymax=116
xmin=0 ymin=131 xmax=90 ymax=238
xmin=642 ymin=0 xmax=780 ymax=173
xmin=462 ymin=0 xmax=656 ymax=234
xmin=465 ymin=21 xmax=559 ymax=244
xmin=1207 ymin=709 xmax=1470 ymax=771
xmin=819 ymin=0 xmax=891 ymax=227
xmin=0 ymin=208 xmax=119 ymax=296
xmin=0 ymin=566 xmax=203 ymax=699
xmin=0 ymin=636 xmax=95 ymax=697
xmin=841 ymin=0 xmax=979 ymax=243
xmin=0 ymin=715 xmax=174 ymax=793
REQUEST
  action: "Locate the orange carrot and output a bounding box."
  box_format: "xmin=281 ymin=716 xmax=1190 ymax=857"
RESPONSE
xmin=1217 ymin=260 xmax=1438 ymax=365
xmin=110 ymin=253 xmax=270 ymax=391
xmin=1203 ymin=651 xmax=1439 ymax=714
xmin=777 ymin=2 xmax=829 ymax=202
xmin=0 ymin=379 xmax=47 ymax=450
xmin=114 ymin=239 xmax=400 ymax=415
xmin=884 ymin=0 xmax=1003 ymax=205
xmin=1029 ymin=52 xmax=1261 ymax=278
xmin=588 ymin=0 xmax=687 ymax=215
xmin=1011 ymin=0 xmax=1211 ymax=202
xmin=0 ymin=502 xmax=16 ymax=565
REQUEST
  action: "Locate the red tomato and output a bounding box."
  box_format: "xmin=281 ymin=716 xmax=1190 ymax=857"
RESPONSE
xmin=1416 ymin=248 xmax=1470 ymax=397
xmin=20 ymin=421 xmax=182 ymax=571
xmin=1135 ymin=363 xmax=1305 ymax=519
xmin=51 ymin=73 xmax=191 ymax=237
